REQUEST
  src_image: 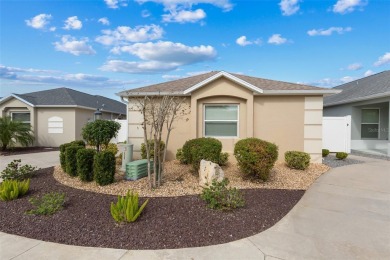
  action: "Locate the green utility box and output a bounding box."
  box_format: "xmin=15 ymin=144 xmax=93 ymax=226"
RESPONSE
xmin=125 ymin=159 xmax=155 ymax=181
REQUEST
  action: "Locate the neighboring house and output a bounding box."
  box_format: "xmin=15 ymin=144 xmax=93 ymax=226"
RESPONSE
xmin=0 ymin=87 xmax=126 ymax=147
xmin=118 ymin=71 xmax=338 ymax=163
xmin=323 ymin=71 xmax=390 ymax=156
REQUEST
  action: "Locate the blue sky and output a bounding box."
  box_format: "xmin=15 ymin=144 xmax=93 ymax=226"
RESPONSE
xmin=1 ymin=0 xmax=389 ymax=100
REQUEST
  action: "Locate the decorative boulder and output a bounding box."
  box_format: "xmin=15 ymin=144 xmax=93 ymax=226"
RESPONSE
xmin=199 ymin=159 xmax=224 ymax=187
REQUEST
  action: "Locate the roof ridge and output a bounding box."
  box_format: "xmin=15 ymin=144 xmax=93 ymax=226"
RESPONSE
xmin=334 ymin=70 xmax=390 ymax=89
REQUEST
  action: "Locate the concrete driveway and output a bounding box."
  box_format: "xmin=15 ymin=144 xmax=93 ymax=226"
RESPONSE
xmin=0 ymin=155 xmax=389 ymax=259
xmin=0 ymin=150 xmax=60 ymax=172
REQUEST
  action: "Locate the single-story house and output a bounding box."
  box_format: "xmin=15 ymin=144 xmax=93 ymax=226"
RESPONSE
xmin=0 ymin=87 xmax=126 ymax=147
xmin=324 ymin=70 xmax=390 ymax=156
xmin=118 ymin=71 xmax=339 ymax=163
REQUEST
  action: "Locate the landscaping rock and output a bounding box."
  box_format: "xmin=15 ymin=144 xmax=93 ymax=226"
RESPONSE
xmin=199 ymin=159 xmax=224 ymax=187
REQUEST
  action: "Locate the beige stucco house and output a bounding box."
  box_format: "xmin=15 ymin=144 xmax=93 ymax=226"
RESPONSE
xmin=0 ymin=87 xmax=126 ymax=147
xmin=118 ymin=71 xmax=339 ymax=163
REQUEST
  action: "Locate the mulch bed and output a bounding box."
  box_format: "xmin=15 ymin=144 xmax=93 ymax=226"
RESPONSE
xmin=0 ymin=147 xmax=59 ymax=156
xmin=0 ymin=167 xmax=304 ymax=250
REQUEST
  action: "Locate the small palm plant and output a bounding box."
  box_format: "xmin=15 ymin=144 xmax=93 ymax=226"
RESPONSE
xmin=0 ymin=116 xmax=34 ymax=151
xmin=110 ymin=190 xmax=149 ymax=223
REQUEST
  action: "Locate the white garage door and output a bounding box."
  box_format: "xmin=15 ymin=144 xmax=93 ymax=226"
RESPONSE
xmin=323 ymin=116 xmax=351 ymax=153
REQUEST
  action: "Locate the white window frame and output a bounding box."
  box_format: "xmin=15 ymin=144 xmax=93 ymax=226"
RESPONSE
xmin=361 ymin=108 xmax=380 ymax=139
xmin=10 ymin=111 xmax=31 ymax=125
xmin=48 ymin=116 xmax=64 ymax=134
xmin=203 ymin=104 xmax=239 ymax=138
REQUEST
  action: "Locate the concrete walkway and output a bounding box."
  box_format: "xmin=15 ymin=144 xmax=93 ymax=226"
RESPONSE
xmin=0 ymin=150 xmax=60 ymax=172
xmin=0 ymin=155 xmax=389 ymax=259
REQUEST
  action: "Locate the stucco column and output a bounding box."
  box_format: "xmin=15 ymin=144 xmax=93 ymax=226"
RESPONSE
xmin=190 ymin=96 xmax=197 ymax=138
xmin=247 ymin=96 xmax=254 ymax=137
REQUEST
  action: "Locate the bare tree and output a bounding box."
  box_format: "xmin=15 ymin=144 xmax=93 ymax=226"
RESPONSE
xmin=129 ymin=94 xmax=189 ymax=189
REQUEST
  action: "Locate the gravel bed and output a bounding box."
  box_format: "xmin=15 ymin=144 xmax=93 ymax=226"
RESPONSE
xmin=0 ymin=167 xmax=304 ymax=250
xmin=53 ymin=160 xmax=329 ymax=197
xmin=351 ymin=150 xmax=390 ymax=161
xmin=0 ymin=147 xmax=59 ymax=156
xmin=322 ymin=155 xmax=364 ymax=168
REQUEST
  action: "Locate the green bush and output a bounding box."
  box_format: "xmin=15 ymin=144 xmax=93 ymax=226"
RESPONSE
xmin=285 ymin=151 xmax=311 ymax=170
xmin=94 ymin=151 xmax=116 ymax=186
xmin=65 ymin=145 xmax=83 ymax=176
xmin=176 ymin=148 xmax=187 ymax=164
xmin=234 ymin=138 xmax=278 ymax=181
xmin=0 ymin=179 xmax=30 ymax=201
xmin=82 ymin=120 xmax=121 ymax=151
xmin=77 ymin=148 xmax=96 ymax=182
xmin=0 ymin=159 xmax=37 ymax=181
xmin=219 ymin=152 xmax=229 ymax=166
xmin=70 ymin=140 xmax=86 ymax=147
xmin=26 ymin=192 xmax=65 ymax=215
xmin=110 ymin=190 xmax=149 ymax=223
xmin=102 ymin=143 xmax=119 ymax=156
xmin=141 ymin=140 xmax=165 ymax=159
xmin=59 ymin=143 xmax=72 ymax=171
xmin=200 ymin=178 xmax=245 ymax=210
xmin=336 ymin=152 xmax=348 ymax=160
xmin=116 ymin=153 xmax=123 ymax=166
xmin=322 ymin=149 xmax=330 ymax=157
xmin=182 ymin=138 xmax=222 ymax=172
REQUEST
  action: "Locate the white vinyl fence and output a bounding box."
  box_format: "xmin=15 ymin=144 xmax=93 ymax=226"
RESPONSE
xmin=323 ymin=116 xmax=351 ymax=153
xmin=111 ymin=119 xmax=127 ymax=143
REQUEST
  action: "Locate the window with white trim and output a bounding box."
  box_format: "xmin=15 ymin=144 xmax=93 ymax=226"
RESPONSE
xmin=11 ymin=112 xmax=31 ymax=125
xmin=204 ymin=104 xmax=238 ymax=137
xmin=361 ymin=108 xmax=379 ymax=139
xmin=48 ymin=116 xmax=64 ymax=134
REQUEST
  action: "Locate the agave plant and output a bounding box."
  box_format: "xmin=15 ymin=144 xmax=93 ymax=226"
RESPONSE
xmin=0 ymin=179 xmax=30 ymax=201
xmin=110 ymin=190 xmax=149 ymax=223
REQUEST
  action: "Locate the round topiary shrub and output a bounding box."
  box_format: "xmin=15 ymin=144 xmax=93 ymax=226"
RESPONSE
xmin=70 ymin=140 xmax=86 ymax=147
xmin=336 ymin=152 xmax=348 ymax=160
xmin=182 ymin=138 xmax=222 ymax=172
xmin=141 ymin=140 xmax=165 ymax=159
xmin=285 ymin=151 xmax=311 ymax=170
xmin=94 ymin=151 xmax=116 ymax=186
xmin=65 ymin=145 xmax=84 ymax=176
xmin=76 ymin=148 xmax=96 ymax=182
xmin=322 ymin=149 xmax=330 ymax=157
xmin=234 ymin=138 xmax=278 ymax=181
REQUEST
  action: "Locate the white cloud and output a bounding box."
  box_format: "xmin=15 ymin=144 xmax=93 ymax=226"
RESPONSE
xmin=305 ymin=75 xmax=356 ymax=88
xmin=307 ymin=26 xmax=352 ymax=36
xmin=0 ymin=65 xmax=136 ymax=88
xmin=268 ymin=34 xmax=287 ymax=45
xmin=279 ymin=0 xmax=300 ymax=16
xmin=54 ymin=36 xmax=96 ymax=56
xmin=162 ymin=9 xmax=206 ymax=23
xmin=101 ymin=41 xmax=216 ymax=74
xmin=63 ymin=16 xmax=82 ymax=30
xmin=135 ymin=0 xmax=233 ymax=11
xmin=374 ymin=52 xmax=390 ymax=67
xmin=332 ymin=0 xmax=367 ymax=14
xmin=347 ymin=62 xmax=362 ymax=71
xmin=104 ymin=0 xmax=128 ymax=9
xmin=25 ymin=14 xmax=53 ymax=30
xmin=98 ymin=17 xmax=110 ymax=26
xmin=95 ymin=24 xmax=164 ymax=46
xmin=364 ymin=70 xmax=374 ymax=77
xmin=162 ymin=74 xmax=182 ymax=80
xmin=236 ymin=36 xmax=261 ymax=46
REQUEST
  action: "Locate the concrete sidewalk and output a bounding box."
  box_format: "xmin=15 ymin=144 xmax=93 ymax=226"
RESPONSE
xmin=0 ymin=155 xmax=389 ymax=259
xmin=0 ymin=150 xmax=60 ymax=172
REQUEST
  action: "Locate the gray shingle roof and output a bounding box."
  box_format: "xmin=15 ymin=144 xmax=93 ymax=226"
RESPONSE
xmin=324 ymin=70 xmax=390 ymax=107
xmin=118 ymin=71 xmax=330 ymax=96
xmin=13 ymin=88 xmax=126 ymax=114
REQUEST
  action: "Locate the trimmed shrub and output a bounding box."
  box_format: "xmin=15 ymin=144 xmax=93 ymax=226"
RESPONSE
xmin=176 ymin=148 xmax=187 ymax=164
xmin=116 ymin=153 xmax=123 ymax=166
xmin=94 ymin=151 xmax=116 ymax=186
xmin=77 ymin=148 xmax=96 ymax=182
xmin=182 ymin=138 xmax=222 ymax=172
xmin=26 ymin=192 xmax=65 ymax=215
xmin=285 ymin=151 xmax=311 ymax=170
xmin=234 ymin=138 xmax=278 ymax=181
xmin=70 ymin=140 xmax=86 ymax=147
xmin=59 ymin=143 xmax=72 ymax=171
xmin=0 ymin=159 xmax=37 ymax=181
xmin=0 ymin=179 xmax=30 ymax=201
xmin=336 ymin=152 xmax=348 ymax=160
xmin=102 ymin=143 xmax=119 ymax=156
xmin=218 ymin=152 xmax=229 ymax=166
xmin=322 ymin=149 xmax=330 ymax=157
xmin=65 ymin=145 xmax=83 ymax=176
xmin=200 ymin=178 xmax=244 ymax=210
xmin=141 ymin=140 xmax=165 ymax=159
xmin=110 ymin=190 xmax=149 ymax=223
